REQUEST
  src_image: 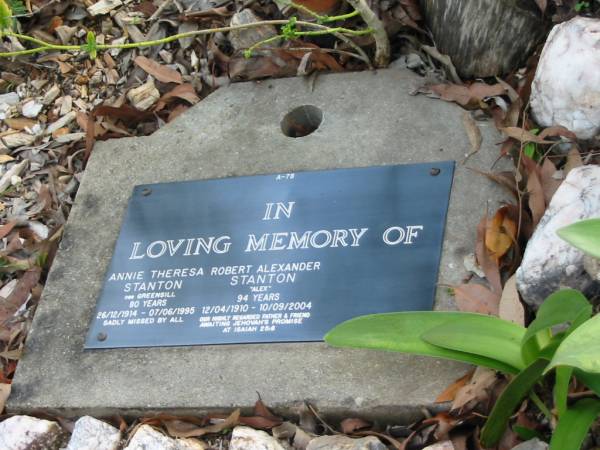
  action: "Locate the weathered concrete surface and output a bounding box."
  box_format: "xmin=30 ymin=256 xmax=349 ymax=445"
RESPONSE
xmin=9 ymin=69 xmax=510 ymax=421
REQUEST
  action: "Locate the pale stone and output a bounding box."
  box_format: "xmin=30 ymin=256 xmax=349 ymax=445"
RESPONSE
xmin=22 ymin=100 xmax=43 ymax=119
xmin=124 ymin=424 xmax=205 ymax=450
xmin=66 ymin=416 xmax=121 ymax=450
xmin=230 ymin=426 xmax=287 ymax=450
xmin=0 ymin=415 xmax=63 ymax=449
xmin=127 ymin=78 xmax=160 ymax=111
xmin=87 ymin=0 xmax=123 ymax=16
xmin=516 ymin=165 xmax=600 ymax=308
xmin=531 ymin=17 xmax=600 ymax=139
xmin=1 ymin=132 xmax=35 ymax=149
xmin=512 ymin=438 xmax=548 ymax=450
xmin=46 ymin=111 xmax=77 ymax=135
xmin=228 ymin=9 xmax=279 ymax=51
xmin=306 ymin=435 xmax=387 ymax=450
xmin=42 ymin=85 xmax=60 ymax=105
xmin=0 ymin=92 xmax=19 ymax=105
xmin=55 ymin=25 xmax=77 ymax=45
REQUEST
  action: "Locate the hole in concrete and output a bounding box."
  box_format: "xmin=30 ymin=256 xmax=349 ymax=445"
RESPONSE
xmin=281 ymin=105 xmax=323 ymax=138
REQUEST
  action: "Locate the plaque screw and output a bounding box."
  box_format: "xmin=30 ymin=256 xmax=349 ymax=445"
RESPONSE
xmin=141 ymin=188 xmax=152 ymax=196
xmin=97 ymin=332 xmax=107 ymax=341
xmin=430 ymin=168 xmax=441 ymax=176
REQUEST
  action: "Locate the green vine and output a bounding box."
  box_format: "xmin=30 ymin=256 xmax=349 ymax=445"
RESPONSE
xmin=0 ymin=0 xmax=374 ymax=63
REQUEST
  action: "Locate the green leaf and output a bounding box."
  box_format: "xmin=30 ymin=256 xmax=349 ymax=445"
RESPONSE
xmin=85 ymin=30 xmax=97 ymax=59
xmin=554 ymin=366 xmax=573 ymax=417
xmin=550 ymin=399 xmax=600 ymax=450
xmin=513 ymin=425 xmax=545 ymax=441
xmin=548 ymin=314 xmax=600 ymax=374
xmin=557 ymin=218 xmax=600 ymax=259
xmin=0 ymin=0 xmax=12 ymax=32
xmin=325 ymin=312 xmax=522 ymax=374
xmin=521 ymin=289 xmax=591 ymax=363
xmin=480 ymin=359 xmax=549 ymax=447
xmin=421 ymin=315 xmax=526 ymax=371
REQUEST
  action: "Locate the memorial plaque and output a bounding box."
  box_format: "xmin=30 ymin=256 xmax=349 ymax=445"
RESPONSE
xmin=85 ymin=161 xmax=454 ymax=349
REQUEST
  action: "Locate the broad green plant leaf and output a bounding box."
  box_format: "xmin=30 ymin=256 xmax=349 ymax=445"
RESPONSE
xmin=521 ymin=289 xmax=591 ymax=363
xmin=325 ymin=312 xmax=522 ymax=374
xmin=550 ymin=399 xmax=600 ymax=450
xmin=548 ymin=314 xmax=600 ymax=374
xmin=557 ymin=218 xmax=600 ymax=259
xmin=480 ymin=359 xmax=549 ymax=447
xmin=0 ymin=0 xmax=12 ymax=32
xmin=553 ymin=366 xmax=573 ymax=417
xmin=421 ymin=315 xmax=526 ymax=371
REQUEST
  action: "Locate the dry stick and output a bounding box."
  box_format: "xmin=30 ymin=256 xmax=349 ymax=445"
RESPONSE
xmin=344 ymin=0 xmax=389 ymax=67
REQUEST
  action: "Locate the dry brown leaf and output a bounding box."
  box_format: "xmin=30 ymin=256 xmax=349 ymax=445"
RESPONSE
xmin=498 ymin=275 xmax=524 ymax=326
xmin=453 ymin=283 xmax=500 ymax=315
xmin=0 ymin=383 xmax=10 ymax=412
xmin=340 ymin=418 xmax=371 ymax=434
xmin=451 ymin=367 xmax=499 ymax=413
xmin=435 ymin=370 xmax=474 ymax=403
xmin=476 ymin=215 xmax=502 ymax=294
xmin=0 ymin=221 xmax=16 ymax=239
xmin=535 ymin=0 xmax=547 ymax=13
xmin=538 ymin=125 xmax=577 ymax=141
xmin=501 ymin=127 xmax=554 ymax=144
xmin=428 ymin=82 xmax=506 ymax=108
xmin=485 ymin=207 xmax=517 ymax=262
xmin=0 ymin=266 xmax=41 ymax=340
xmin=163 ymin=409 xmax=240 ymax=438
xmin=462 ymin=112 xmax=482 ymax=155
xmin=539 ymin=158 xmax=561 ymax=205
xmin=526 ymin=170 xmax=545 ymax=227
xmin=293 ymin=0 xmax=341 ymax=13
xmin=155 ymin=84 xmax=200 ymax=111
xmin=4 ymin=118 xmax=37 ymax=131
xmin=134 ymin=56 xmax=183 ymax=84
xmin=565 ymin=146 xmax=583 ymax=175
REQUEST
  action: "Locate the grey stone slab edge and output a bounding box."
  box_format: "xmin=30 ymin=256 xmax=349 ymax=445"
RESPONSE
xmin=9 ymin=69 xmax=511 ymax=422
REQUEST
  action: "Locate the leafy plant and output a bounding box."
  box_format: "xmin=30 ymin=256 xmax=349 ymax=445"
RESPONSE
xmin=325 ymin=289 xmax=600 ymax=449
xmin=0 ymin=0 xmax=380 ymax=66
xmin=558 ymin=218 xmax=600 ymax=259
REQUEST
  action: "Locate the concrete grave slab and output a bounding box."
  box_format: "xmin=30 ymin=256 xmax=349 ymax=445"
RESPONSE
xmin=9 ymin=69 xmax=511 ymax=421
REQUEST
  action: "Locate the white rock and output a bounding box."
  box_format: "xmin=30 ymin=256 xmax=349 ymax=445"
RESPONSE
xmin=42 ymin=85 xmax=60 ymax=105
xmin=230 ymin=426 xmax=287 ymax=450
xmin=2 ymin=132 xmax=35 ymax=149
xmin=66 ymin=416 xmax=121 ymax=450
xmin=22 ymin=100 xmax=43 ymax=118
xmin=531 ymin=17 xmax=600 ymax=139
xmin=87 ymin=0 xmax=123 ymax=16
xmin=124 ymin=424 xmax=205 ymax=450
xmin=511 ymin=438 xmax=548 ymax=450
xmin=306 ymin=435 xmax=387 ymax=450
xmin=46 ymin=111 xmax=77 ymax=135
xmin=0 ymin=415 xmax=64 ymax=449
xmin=127 ymin=78 xmax=160 ymax=111
xmin=516 ymin=165 xmax=600 ymax=307
xmin=0 ymin=92 xmax=19 ymax=105
xmin=228 ymin=9 xmax=279 ymax=51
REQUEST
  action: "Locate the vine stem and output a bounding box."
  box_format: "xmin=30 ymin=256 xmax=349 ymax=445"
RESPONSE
xmin=0 ymin=19 xmax=371 ymax=58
